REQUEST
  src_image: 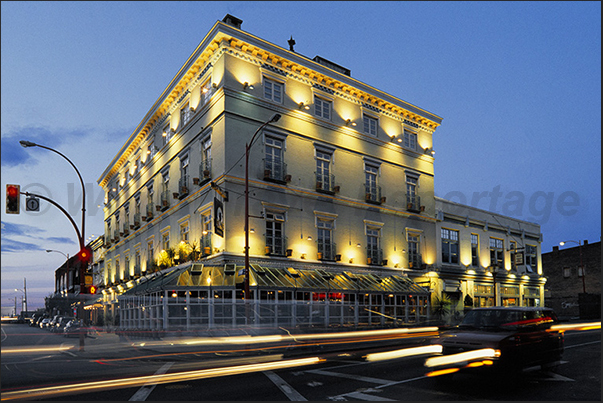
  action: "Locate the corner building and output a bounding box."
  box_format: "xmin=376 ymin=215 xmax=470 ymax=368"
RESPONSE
xmin=96 ymin=15 xmax=543 ymax=331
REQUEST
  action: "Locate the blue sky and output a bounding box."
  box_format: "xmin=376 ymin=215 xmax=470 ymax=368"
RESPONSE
xmin=1 ymin=1 xmax=600 ymax=310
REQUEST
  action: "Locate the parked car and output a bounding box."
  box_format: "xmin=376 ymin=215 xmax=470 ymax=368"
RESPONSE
xmin=54 ymin=316 xmax=74 ymax=333
xmin=425 ymin=307 xmax=564 ymax=377
xmin=39 ymin=318 xmax=51 ymax=329
xmin=63 ymin=319 xmax=87 ymax=337
xmin=48 ymin=315 xmax=61 ymax=330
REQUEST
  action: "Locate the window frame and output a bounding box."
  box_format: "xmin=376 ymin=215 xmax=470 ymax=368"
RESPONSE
xmin=363 ymin=114 xmax=378 ymax=136
xmin=314 ymin=96 xmax=332 ymax=120
xmin=263 ymin=77 xmax=284 ymax=104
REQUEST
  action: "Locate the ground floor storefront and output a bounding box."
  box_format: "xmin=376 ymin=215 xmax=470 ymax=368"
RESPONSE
xmin=97 ymin=262 xmax=431 ymax=332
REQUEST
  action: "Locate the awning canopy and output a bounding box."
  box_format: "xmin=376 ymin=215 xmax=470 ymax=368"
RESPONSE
xmin=120 ymin=263 xmax=428 ymax=296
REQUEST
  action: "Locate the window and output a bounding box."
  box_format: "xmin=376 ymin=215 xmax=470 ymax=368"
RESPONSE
xmin=263 ymin=78 xmax=283 ymax=103
xmin=180 ymin=154 xmax=189 ymax=193
xmin=403 ymin=130 xmax=417 ymax=150
xmin=201 ymin=136 xmax=212 ymax=178
xmin=366 ymin=227 xmax=381 ymax=264
xmin=180 ymin=101 xmax=192 ymax=127
xmin=471 ymin=234 xmax=479 ymax=267
xmin=408 ymin=233 xmax=421 ymax=269
xmin=563 ymin=267 xmax=571 ymax=278
xmin=525 ymin=244 xmax=537 ymax=272
xmin=162 ymin=124 xmax=171 ymax=146
xmin=201 ymin=211 xmax=212 ymax=254
xmin=264 ymin=136 xmax=284 ymax=181
xmin=162 ymin=231 xmax=170 ymax=251
xmin=314 ymin=97 xmax=331 ymax=120
xmin=135 ymin=250 xmax=141 ymax=275
xmin=510 ymin=241 xmax=517 ymax=271
xmin=365 ymin=164 xmax=379 ymax=202
xmin=363 ymin=114 xmax=378 ymax=136
xmin=490 ymin=238 xmax=504 ymax=269
xmin=317 ymin=218 xmax=335 ymax=260
xmin=147 ymin=240 xmax=154 ymax=270
xmin=441 ymin=229 xmax=459 ymax=264
xmin=316 ymin=150 xmax=332 ymax=191
xmin=406 ymin=174 xmax=419 ymax=209
xmin=265 ymin=212 xmax=285 ymax=255
xmin=180 ymin=221 xmax=189 ymax=242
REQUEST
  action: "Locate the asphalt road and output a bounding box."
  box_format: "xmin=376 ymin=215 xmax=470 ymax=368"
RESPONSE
xmin=1 ymin=323 xmax=600 ymax=401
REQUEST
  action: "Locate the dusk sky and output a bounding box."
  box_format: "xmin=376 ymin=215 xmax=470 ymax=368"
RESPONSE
xmin=1 ymin=1 xmax=600 ymax=310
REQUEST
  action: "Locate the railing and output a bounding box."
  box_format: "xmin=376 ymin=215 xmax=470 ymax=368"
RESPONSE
xmin=178 ymin=175 xmax=189 ymax=198
xmin=365 ymin=184 xmax=383 ymax=204
xmin=133 ymin=213 xmax=141 ymax=229
xmin=122 ymin=223 xmax=129 ymax=236
xmin=263 ymin=159 xmax=288 ymax=183
xmin=145 ymin=203 xmax=154 ymax=220
xmin=408 ymin=253 xmax=423 ymax=269
xmin=113 ymin=229 xmax=120 ymax=242
xmin=367 ymin=247 xmax=383 ymax=265
xmin=317 ymin=242 xmax=337 ymax=261
xmin=200 ymin=235 xmax=212 ymax=256
xmin=315 ymin=173 xmax=337 ymax=194
xmin=265 ymin=236 xmax=287 ymax=256
xmin=160 ymin=190 xmax=170 ymax=211
xmin=197 ymin=158 xmax=212 ymax=184
xmin=406 ymin=193 xmax=422 ymax=212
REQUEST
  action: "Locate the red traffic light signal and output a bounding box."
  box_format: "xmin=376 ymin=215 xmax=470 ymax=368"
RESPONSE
xmin=76 ymin=246 xmax=93 ymax=265
xmin=89 ymin=285 xmax=97 ymax=294
xmin=6 ymin=184 xmax=20 ymax=214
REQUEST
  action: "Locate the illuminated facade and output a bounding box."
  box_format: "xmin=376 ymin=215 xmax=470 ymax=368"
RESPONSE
xmin=94 ymin=15 xmax=542 ymax=330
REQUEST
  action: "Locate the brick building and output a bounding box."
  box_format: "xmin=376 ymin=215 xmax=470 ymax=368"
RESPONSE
xmin=542 ymin=240 xmax=601 ymax=319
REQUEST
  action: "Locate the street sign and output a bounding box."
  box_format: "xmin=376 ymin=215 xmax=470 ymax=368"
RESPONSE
xmin=26 ymin=196 xmax=40 ymax=211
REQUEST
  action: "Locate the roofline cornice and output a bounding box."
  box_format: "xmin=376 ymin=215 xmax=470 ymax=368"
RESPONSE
xmin=99 ymin=19 xmax=443 ymax=187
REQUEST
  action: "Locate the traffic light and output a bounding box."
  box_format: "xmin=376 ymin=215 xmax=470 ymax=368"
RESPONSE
xmin=76 ymin=246 xmax=93 ymax=265
xmin=6 ymin=184 xmax=20 ymax=214
xmin=80 ymin=285 xmax=97 ymax=295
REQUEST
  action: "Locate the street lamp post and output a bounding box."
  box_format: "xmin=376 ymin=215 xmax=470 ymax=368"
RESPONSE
xmin=20 ymin=140 xmax=87 ymax=351
xmin=559 ymin=240 xmax=585 ymax=294
xmin=244 ymin=114 xmax=281 ymax=322
xmin=14 ymin=278 xmax=28 ymax=314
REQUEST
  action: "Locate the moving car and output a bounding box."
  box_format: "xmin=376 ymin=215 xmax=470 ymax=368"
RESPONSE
xmin=63 ymin=319 xmax=87 ymax=337
xmin=426 ymin=307 xmax=564 ymax=377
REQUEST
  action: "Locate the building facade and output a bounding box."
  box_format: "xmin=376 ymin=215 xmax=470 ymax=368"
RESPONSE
xmin=92 ymin=15 xmax=544 ymax=331
xmin=542 ymin=240 xmax=601 ymax=319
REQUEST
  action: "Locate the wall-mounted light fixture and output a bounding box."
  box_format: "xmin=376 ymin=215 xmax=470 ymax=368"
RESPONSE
xmin=346 ymin=119 xmax=357 ymax=127
xmin=243 ymin=82 xmax=254 ymax=90
xmin=250 ymin=228 xmax=255 ymax=234
xmin=307 ymin=236 xmax=313 ymax=241
xmin=349 ymin=258 xmax=354 ymax=264
xmin=424 ymin=147 xmax=435 ymax=156
xmin=300 ymin=253 xmax=306 ymax=259
xmin=299 ymin=102 xmax=310 ymax=110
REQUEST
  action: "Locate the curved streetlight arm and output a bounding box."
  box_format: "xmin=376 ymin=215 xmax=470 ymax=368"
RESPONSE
xmin=22 ymin=191 xmax=83 ymax=249
xmin=20 ymin=141 xmax=86 ymax=242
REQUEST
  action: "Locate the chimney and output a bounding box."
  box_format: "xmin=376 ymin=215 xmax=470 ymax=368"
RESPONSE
xmin=222 ymin=14 xmax=242 ymax=29
xmin=584 ymin=240 xmax=588 ymax=245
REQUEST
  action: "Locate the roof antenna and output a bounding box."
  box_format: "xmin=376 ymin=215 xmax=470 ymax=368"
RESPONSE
xmin=288 ymin=36 xmax=296 ymax=52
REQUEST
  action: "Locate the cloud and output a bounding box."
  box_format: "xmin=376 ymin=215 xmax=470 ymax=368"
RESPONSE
xmin=0 ymin=221 xmax=76 ymax=253
xmin=0 ymin=126 xmax=94 ymax=168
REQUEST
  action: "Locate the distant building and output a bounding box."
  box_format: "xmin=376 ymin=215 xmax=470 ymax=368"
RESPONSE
xmin=542 ymin=240 xmax=601 ymax=319
xmin=89 ymin=15 xmax=545 ymax=332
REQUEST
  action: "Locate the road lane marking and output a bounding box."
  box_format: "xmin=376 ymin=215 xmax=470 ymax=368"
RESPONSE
xmin=345 ymin=391 xmax=396 ymax=401
xmin=565 ymin=340 xmax=601 ymax=349
xmin=264 ymin=370 xmax=307 ymax=401
xmin=129 ymin=362 xmax=174 ymax=401
xmin=306 ymin=369 xmax=391 ymax=385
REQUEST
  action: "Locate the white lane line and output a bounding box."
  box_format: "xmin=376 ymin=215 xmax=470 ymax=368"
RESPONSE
xmin=129 ymin=362 xmax=174 ymax=401
xmin=264 ymin=370 xmax=307 ymax=401
xmin=345 ymin=391 xmax=396 ymax=401
xmin=307 ymin=369 xmax=392 ymax=385
xmin=565 ymin=340 xmax=601 ymax=349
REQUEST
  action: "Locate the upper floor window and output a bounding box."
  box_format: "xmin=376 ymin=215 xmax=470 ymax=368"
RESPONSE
xmin=471 ymin=234 xmax=479 ymax=267
xmin=314 ymin=97 xmax=331 ymax=120
xmin=525 ymin=244 xmax=537 ymax=273
xmin=403 ymin=130 xmax=417 ymax=150
xmin=180 ymin=101 xmax=192 ymax=128
xmin=365 ymin=164 xmax=380 ymax=202
xmin=162 ymin=124 xmax=171 ymax=146
xmin=366 ymin=226 xmax=382 ymax=264
xmin=265 ymin=136 xmax=285 ymax=181
xmin=315 ymin=150 xmax=333 ymax=191
xmin=317 ymin=218 xmax=335 ymax=260
xmin=263 ymin=78 xmax=283 ymax=103
xmin=363 ymin=114 xmax=378 ymax=136
xmin=265 ymin=212 xmax=285 ymax=256
xmin=490 ymin=238 xmax=504 ymax=269
xmin=408 ymin=233 xmax=421 ymax=269
xmin=441 ymin=228 xmax=459 ymax=264
xmin=180 ymin=221 xmax=189 ymax=243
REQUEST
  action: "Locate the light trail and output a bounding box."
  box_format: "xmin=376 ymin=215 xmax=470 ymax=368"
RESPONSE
xmin=365 ymin=345 xmax=443 ymax=362
xmin=0 ymin=355 xmax=324 ymax=401
xmin=424 ymin=348 xmax=500 ymax=368
xmin=1 ymin=345 xmax=74 ymax=354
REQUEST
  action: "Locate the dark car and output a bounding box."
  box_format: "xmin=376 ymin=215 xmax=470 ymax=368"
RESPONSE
xmin=425 ymin=307 xmax=564 ymax=377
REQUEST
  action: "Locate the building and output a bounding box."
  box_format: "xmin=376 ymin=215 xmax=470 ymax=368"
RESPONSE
xmin=542 ymin=240 xmax=601 ymax=319
xmin=92 ymin=15 xmax=544 ymax=332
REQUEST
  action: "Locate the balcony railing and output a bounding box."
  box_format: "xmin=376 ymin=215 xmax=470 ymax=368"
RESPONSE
xmin=263 ymin=159 xmax=289 ymax=183
xmin=315 ymin=173 xmax=338 ymax=194
xmin=178 ymin=175 xmax=189 ymax=199
xmin=200 ymin=235 xmax=212 ymax=256
xmin=145 ymin=203 xmax=154 ymax=221
xmin=160 ymin=190 xmax=170 ymax=211
xmin=122 ymin=222 xmax=130 ymax=236
xmin=365 ymin=184 xmax=384 ymax=204
xmin=408 ymin=253 xmax=423 ymax=269
xmin=195 ymin=158 xmax=212 ymax=185
xmin=132 ymin=213 xmax=141 ymax=229
xmin=113 ymin=229 xmax=120 ymax=242
xmin=406 ymin=193 xmax=423 ymax=213
xmin=265 ymin=236 xmax=287 ymax=256
xmin=317 ymin=242 xmax=337 ymax=261
xmin=366 ymin=247 xmax=384 ymax=266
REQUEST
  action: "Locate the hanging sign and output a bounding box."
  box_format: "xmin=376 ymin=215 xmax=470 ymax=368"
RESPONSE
xmin=214 ymin=197 xmax=224 ymax=238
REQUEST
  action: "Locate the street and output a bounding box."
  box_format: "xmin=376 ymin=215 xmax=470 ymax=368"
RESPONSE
xmin=1 ymin=323 xmax=600 ymax=401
